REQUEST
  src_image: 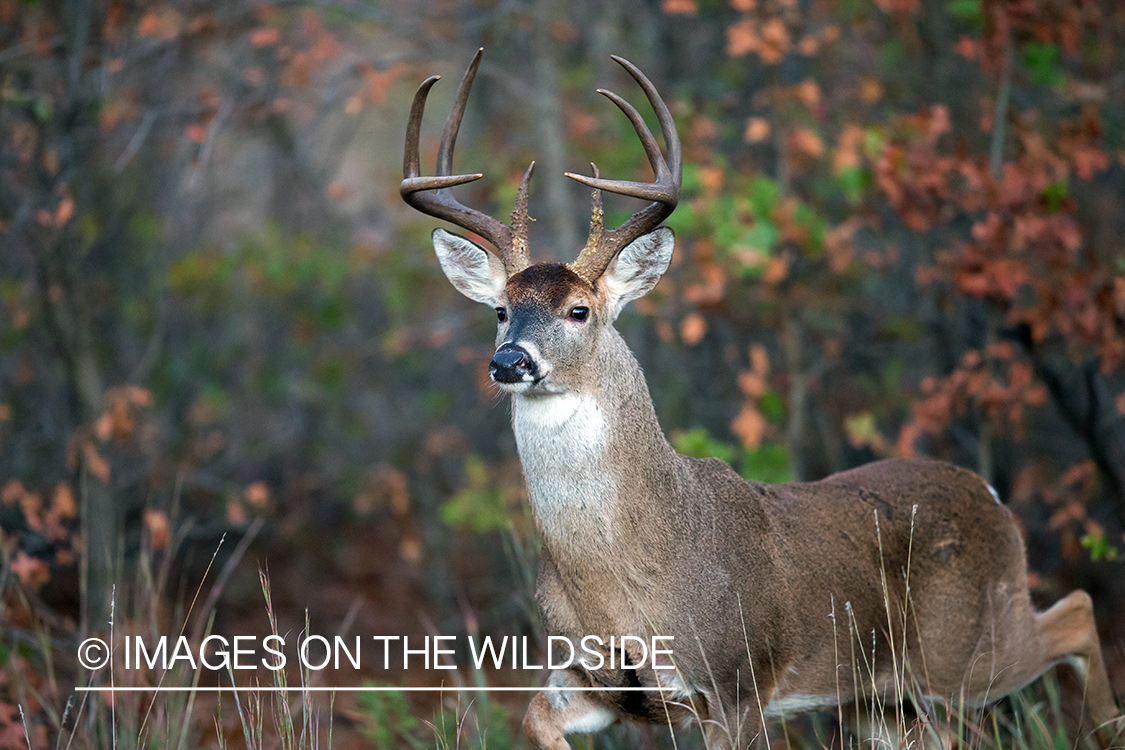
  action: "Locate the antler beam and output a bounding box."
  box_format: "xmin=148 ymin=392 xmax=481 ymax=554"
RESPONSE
xmin=568 ymin=56 xmax=682 ymax=283
xmin=401 ymin=49 xmax=533 ymax=274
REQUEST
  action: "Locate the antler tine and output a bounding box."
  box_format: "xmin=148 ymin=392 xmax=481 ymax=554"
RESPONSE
xmin=436 ymin=48 xmax=479 ymax=179
xmin=401 ymin=49 xmax=525 ymax=270
xmin=566 ymin=89 xmax=672 ymax=202
xmin=402 ymin=76 xmax=482 ymax=191
xmin=508 ymin=161 xmax=535 ymax=272
xmin=583 ymin=163 xmax=604 ymax=254
xmin=568 ymin=56 xmax=682 ymax=282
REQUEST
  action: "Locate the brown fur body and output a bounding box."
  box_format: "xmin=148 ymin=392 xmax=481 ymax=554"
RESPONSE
xmin=516 ymin=324 xmax=1118 ymax=749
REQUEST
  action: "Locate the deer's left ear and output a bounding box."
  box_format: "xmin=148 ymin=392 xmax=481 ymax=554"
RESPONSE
xmin=601 ymin=227 xmax=674 ymax=321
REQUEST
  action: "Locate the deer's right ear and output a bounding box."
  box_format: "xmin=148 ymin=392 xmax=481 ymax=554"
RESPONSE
xmin=432 ymin=228 xmax=508 ymax=306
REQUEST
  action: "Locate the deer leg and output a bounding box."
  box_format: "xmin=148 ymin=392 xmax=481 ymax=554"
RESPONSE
xmin=522 ymin=670 xmax=617 ymax=750
xmin=1034 ymin=590 xmax=1120 ymax=745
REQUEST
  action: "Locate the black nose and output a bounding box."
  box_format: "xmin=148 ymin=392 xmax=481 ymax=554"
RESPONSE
xmin=490 ymin=344 xmax=534 ymax=384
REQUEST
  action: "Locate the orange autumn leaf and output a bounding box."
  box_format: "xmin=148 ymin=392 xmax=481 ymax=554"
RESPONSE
xmin=1060 ymin=460 xmax=1096 ymax=487
xmin=361 ymin=63 xmax=408 ymax=106
xmin=954 ymin=36 xmax=978 ymax=60
xmin=137 ymin=7 xmax=181 ymax=41
xmin=698 ymin=166 xmax=725 ymax=195
xmin=790 ymin=127 xmax=824 ymax=159
xmin=144 ymin=509 xmax=170 ymax=551
xmin=94 ymin=412 xmax=113 ymax=442
xmin=798 ymin=35 xmax=819 ymax=55
xmin=226 ymin=498 xmax=248 ymax=526
xmin=795 ymin=79 xmax=821 ymax=110
xmin=2 ymin=479 xmax=26 ymax=505
xmin=762 ymin=255 xmax=789 ymax=285
xmin=681 ymin=313 xmax=707 ymax=346
xmin=738 ymin=371 xmax=767 ymax=398
xmin=248 ymin=27 xmax=280 ymax=47
xmin=56 ymin=196 xmax=74 ymax=225
xmin=749 ymin=343 xmax=770 ymax=375
xmin=895 ymin=421 xmax=922 ymax=458
xmin=186 ymin=123 xmax=208 ymax=144
xmin=860 ymin=78 xmax=883 ymax=103
xmin=833 ymin=124 xmax=864 ymax=173
xmin=243 ymin=481 xmax=271 ymax=508
xmin=661 ymin=0 xmax=698 ymax=14
xmin=726 ymin=20 xmax=759 ymax=57
xmin=757 ymin=18 xmax=791 ymax=64
xmin=744 ymin=117 xmax=771 ymax=144
xmin=928 ymin=105 xmax=950 ymax=140
xmin=731 ymin=405 xmax=767 ymax=449
xmin=327 ymin=181 xmax=352 ymax=201
xmin=19 ymin=490 xmax=43 ymax=533
xmin=82 ymin=441 xmax=111 ymax=483
xmin=123 ymin=385 xmax=153 ymax=408
xmin=53 ymin=482 xmax=77 ymax=519
xmin=11 ymin=552 xmax=49 ymax=588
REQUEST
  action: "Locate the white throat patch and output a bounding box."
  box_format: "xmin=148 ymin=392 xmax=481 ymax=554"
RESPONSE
xmin=513 ymin=393 xmax=615 ymax=544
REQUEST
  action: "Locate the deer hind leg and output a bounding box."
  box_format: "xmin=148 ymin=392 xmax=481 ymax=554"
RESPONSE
xmin=1033 ymin=590 xmax=1120 ymax=745
xmin=522 ymin=670 xmax=617 ymax=750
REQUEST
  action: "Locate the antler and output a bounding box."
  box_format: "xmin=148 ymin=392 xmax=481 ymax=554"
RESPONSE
xmin=567 ymin=56 xmax=682 ymax=283
xmin=401 ymin=49 xmax=533 ymax=274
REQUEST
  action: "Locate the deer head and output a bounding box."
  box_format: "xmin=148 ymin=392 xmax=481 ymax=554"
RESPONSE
xmin=401 ymin=49 xmax=681 ymax=397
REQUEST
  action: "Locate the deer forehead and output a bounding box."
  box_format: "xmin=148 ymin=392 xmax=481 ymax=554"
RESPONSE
xmin=503 ymin=263 xmax=596 ymax=309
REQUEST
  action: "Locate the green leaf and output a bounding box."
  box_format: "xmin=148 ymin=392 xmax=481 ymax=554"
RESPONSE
xmin=129 ymin=212 xmax=162 ymax=244
xmin=355 ymin=683 xmax=425 ymax=750
xmin=1042 ymin=180 xmax=1068 ymax=213
xmin=1024 ymin=42 xmax=1064 ymax=87
xmin=794 ymin=202 xmax=827 ymax=254
xmin=672 ymin=427 xmax=737 ymax=463
xmin=946 ymin=0 xmax=982 ymax=21
xmin=758 ymin=390 xmax=785 ymax=423
xmin=837 ymin=166 xmax=868 ymax=206
xmin=1080 ymin=532 xmax=1119 ymax=562
xmin=740 ymin=222 xmax=778 ymax=255
xmin=747 ymin=176 xmax=780 ymax=218
xmin=740 ymin=443 xmax=790 ymax=483
xmin=440 ymin=455 xmax=511 ymax=533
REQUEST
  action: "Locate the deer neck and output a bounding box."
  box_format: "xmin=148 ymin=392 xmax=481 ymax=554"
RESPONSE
xmin=511 ymin=328 xmax=676 ymax=559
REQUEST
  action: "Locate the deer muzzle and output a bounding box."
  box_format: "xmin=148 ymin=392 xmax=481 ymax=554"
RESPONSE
xmin=490 ymin=343 xmax=537 ymax=384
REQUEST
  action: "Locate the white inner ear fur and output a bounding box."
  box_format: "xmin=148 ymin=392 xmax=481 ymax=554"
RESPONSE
xmin=601 ymin=227 xmax=675 ymax=321
xmin=432 ymin=228 xmax=508 ymax=306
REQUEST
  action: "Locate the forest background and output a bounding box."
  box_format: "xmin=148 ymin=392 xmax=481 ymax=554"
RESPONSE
xmin=1 ymin=0 xmax=1124 ymax=747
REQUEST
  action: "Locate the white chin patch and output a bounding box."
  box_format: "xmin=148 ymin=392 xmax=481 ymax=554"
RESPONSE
xmin=494 ymin=373 xmax=565 ymax=395
xmin=496 ymin=380 xmax=534 ymax=394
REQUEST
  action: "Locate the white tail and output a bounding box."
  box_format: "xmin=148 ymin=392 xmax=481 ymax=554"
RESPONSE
xmin=402 ymin=50 xmax=1121 ymax=749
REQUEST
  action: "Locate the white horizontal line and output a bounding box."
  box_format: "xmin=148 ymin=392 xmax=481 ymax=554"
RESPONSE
xmin=76 ymin=686 xmax=668 ymax=693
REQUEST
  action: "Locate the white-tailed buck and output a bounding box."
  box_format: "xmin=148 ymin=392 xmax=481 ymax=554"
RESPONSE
xmin=401 ymin=50 xmax=1121 ymax=749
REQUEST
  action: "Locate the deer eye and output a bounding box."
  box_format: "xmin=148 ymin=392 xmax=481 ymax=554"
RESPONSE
xmin=568 ymin=306 xmax=589 ymax=322
xmin=496 ymin=307 xmax=507 ymax=322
